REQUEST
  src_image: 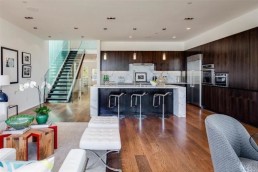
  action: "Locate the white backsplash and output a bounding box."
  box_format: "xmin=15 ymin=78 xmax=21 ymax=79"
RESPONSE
xmin=101 ymin=70 xmax=186 ymax=84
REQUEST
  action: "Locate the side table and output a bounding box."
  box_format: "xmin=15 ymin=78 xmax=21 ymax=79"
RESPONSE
xmin=6 ymin=128 xmax=54 ymax=161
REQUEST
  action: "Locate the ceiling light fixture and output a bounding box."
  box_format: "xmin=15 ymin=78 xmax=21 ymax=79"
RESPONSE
xmin=107 ymin=17 xmax=116 ymax=20
xmin=103 ymin=53 xmax=107 ymax=60
xmin=48 ymin=36 xmax=52 ymax=38
xmin=129 ymin=35 xmax=132 ymax=39
xmin=33 ymin=27 xmax=37 ymax=29
xmin=133 ymin=28 xmax=137 ymax=31
xmin=162 ymin=28 xmax=167 ymax=31
xmin=81 ymin=36 xmax=84 ymax=38
xmin=74 ymin=27 xmax=78 ymax=30
xmin=187 ymin=2 xmax=192 ymax=5
xmin=24 ymin=16 xmax=33 ymax=19
xmin=133 ymin=52 xmax=137 ymax=60
xmin=172 ymin=36 xmax=176 ymax=39
xmin=103 ymin=28 xmax=108 ymax=30
xmin=186 ymin=27 xmax=191 ymax=30
xmin=184 ymin=17 xmax=194 ymax=20
xmin=162 ymin=52 xmax=166 ymax=61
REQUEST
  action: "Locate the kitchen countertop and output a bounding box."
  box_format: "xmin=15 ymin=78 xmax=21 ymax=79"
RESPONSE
xmin=93 ymin=84 xmax=185 ymax=89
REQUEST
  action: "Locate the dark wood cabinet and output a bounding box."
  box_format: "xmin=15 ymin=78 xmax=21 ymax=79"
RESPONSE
xmin=101 ymin=51 xmax=129 ymax=71
xmin=101 ymin=51 xmax=185 ymax=71
xmin=249 ymin=28 xmax=258 ymax=91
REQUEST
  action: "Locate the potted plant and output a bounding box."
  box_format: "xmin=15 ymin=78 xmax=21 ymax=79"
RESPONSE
xmin=34 ymin=105 xmax=51 ymax=124
xmin=18 ymin=81 xmax=52 ymax=124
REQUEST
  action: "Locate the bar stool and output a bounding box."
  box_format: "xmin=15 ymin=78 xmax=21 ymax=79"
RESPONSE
xmin=153 ymin=92 xmax=172 ymax=128
xmin=108 ymin=92 xmax=126 ymax=119
xmin=130 ymin=92 xmax=148 ymax=121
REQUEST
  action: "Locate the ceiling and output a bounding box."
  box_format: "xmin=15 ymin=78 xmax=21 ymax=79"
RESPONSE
xmin=1 ymin=0 xmax=258 ymax=41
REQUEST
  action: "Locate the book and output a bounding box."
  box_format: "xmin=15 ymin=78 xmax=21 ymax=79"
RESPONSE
xmin=30 ymin=121 xmax=52 ymax=129
xmin=2 ymin=127 xmax=30 ymax=135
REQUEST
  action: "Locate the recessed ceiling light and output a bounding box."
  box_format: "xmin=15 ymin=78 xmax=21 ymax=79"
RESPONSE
xmin=172 ymin=36 xmax=176 ymax=39
xmin=186 ymin=27 xmax=191 ymax=30
xmin=33 ymin=27 xmax=37 ymax=29
xmin=74 ymin=27 xmax=78 ymax=30
xmin=24 ymin=16 xmax=33 ymax=19
xmin=162 ymin=28 xmax=167 ymax=31
xmin=133 ymin=28 xmax=137 ymax=30
xmin=187 ymin=2 xmax=192 ymax=5
xmin=107 ymin=17 xmax=116 ymax=20
xmin=185 ymin=17 xmax=194 ymax=20
xmin=22 ymin=1 xmax=27 ymax=4
xmin=48 ymin=36 xmax=52 ymax=38
xmin=103 ymin=28 xmax=108 ymax=30
xmin=81 ymin=36 xmax=84 ymax=38
xmin=129 ymin=35 xmax=132 ymax=39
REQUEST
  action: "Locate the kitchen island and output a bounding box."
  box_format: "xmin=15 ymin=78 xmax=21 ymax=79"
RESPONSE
xmin=90 ymin=85 xmax=186 ymax=117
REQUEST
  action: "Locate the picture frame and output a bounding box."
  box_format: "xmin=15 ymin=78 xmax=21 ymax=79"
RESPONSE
xmin=22 ymin=52 xmax=31 ymax=64
xmin=22 ymin=65 xmax=31 ymax=78
xmin=1 ymin=47 xmax=19 ymax=84
xmin=135 ymin=72 xmax=147 ymax=82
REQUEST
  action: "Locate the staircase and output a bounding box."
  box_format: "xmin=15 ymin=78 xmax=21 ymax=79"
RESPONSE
xmin=46 ymin=51 xmax=84 ymax=103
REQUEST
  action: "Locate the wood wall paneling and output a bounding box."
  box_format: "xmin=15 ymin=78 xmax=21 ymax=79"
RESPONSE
xmin=249 ymin=28 xmax=258 ymax=90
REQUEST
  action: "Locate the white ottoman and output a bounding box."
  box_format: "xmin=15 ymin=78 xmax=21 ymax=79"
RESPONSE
xmin=0 ymin=148 xmax=16 ymax=161
xmin=88 ymin=116 xmax=119 ymax=128
xmin=59 ymin=149 xmax=87 ymax=172
xmin=79 ymin=127 xmax=121 ymax=171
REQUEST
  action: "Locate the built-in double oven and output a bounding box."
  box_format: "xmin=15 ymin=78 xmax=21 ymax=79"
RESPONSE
xmin=202 ymin=64 xmax=215 ymax=85
xmin=215 ymin=73 xmax=229 ymax=87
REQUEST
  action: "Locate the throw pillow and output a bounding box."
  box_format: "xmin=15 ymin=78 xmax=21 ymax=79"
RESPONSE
xmin=0 ymin=157 xmax=54 ymax=172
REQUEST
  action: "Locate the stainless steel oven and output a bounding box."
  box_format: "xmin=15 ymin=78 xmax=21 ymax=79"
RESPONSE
xmin=202 ymin=64 xmax=215 ymax=85
xmin=215 ymin=73 xmax=228 ymax=87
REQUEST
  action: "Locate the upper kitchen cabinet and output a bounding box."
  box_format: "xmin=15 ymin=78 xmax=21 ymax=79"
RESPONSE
xmin=101 ymin=51 xmax=185 ymax=71
xmin=100 ymin=51 xmax=129 ymax=71
xmin=154 ymin=51 xmax=185 ymax=71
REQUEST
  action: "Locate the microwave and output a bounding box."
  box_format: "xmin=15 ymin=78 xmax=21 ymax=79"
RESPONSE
xmin=202 ymin=64 xmax=215 ymax=85
xmin=215 ymin=73 xmax=228 ymax=87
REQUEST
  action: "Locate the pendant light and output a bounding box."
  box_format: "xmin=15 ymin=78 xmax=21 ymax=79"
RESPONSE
xmin=162 ymin=52 xmax=166 ymax=60
xmin=103 ymin=52 xmax=107 ymax=60
xmin=133 ymin=52 xmax=137 ymax=60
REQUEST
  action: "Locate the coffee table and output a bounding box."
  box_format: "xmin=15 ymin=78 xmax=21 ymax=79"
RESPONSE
xmin=1 ymin=128 xmax=54 ymax=161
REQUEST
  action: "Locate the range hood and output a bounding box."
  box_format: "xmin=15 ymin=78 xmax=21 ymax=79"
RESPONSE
xmin=131 ymin=63 xmax=154 ymax=66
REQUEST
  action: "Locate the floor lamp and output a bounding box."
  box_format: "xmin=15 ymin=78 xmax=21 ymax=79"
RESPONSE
xmin=0 ymin=75 xmax=10 ymax=121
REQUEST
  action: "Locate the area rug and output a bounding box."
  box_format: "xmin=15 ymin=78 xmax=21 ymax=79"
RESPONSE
xmin=28 ymin=122 xmax=106 ymax=172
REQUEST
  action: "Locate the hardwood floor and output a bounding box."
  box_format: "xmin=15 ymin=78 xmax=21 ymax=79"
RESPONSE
xmin=20 ymin=89 xmax=258 ymax=172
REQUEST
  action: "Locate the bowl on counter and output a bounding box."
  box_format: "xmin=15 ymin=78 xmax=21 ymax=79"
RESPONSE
xmin=150 ymin=80 xmax=157 ymax=86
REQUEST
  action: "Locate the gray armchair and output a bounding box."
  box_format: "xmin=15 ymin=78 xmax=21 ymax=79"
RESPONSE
xmin=205 ymin=114 xmax=258 ymax=172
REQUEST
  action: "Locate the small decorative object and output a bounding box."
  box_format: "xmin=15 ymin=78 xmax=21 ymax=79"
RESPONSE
xmin=5 ymin=114 xmax=34 ymax=130
xmin=18 ymin=81 xmax=52 ymax=124
xmin=1 ymin=47 xmax=18 ymax=84
xmin=0 ymin=75 xmax=10 ymax=102
xmin=135 ymin=72 xmax=147 ymax=82
xmin=156 ymin=73 xmax=166 ymax=86
xmin=34 ymin=106 xmax=51 ymax=124
xmin=150 ymin=80 xmax=157 ymax=86
xmin=22 ymin=52 xmax=31 ymax=64
xmin=22 ymin=65 xmax=31 ymax=78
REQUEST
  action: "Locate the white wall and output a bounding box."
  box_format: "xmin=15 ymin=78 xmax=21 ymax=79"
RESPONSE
xmin=0 ymin=17 xmax=49 ymax=115
xmin=185 ymin=8 xmax=258 ymax=50
xmin=101 ymin=41 xmax=184 ymax=51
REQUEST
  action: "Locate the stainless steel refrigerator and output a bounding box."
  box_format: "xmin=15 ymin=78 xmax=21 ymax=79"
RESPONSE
xmin=187 ymin=54 xmax=202 ymax=107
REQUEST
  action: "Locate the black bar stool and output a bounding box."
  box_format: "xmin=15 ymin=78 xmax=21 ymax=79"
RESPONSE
xmin=108 ymin=92 xmax=126 ymax=119
xmin=153 ymin=92 xmax=172 ymax=128
xmin=130 ymin=92 xmax=148 ymax=121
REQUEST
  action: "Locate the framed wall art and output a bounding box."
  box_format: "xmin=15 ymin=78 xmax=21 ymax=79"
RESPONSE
xmin=22 ymin=65 xmax=31 ymax=78
xmin=135 ymin=72 xmax=147 ymax=82
xmin=1 ymin=47 xmax=19 ymax=84
xmin=22 ymin=52 xmax=31 ymax=64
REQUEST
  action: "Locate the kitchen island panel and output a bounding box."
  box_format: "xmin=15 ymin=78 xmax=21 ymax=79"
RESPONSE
xmin=90 ymin=85 xmax=186 ymax=117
